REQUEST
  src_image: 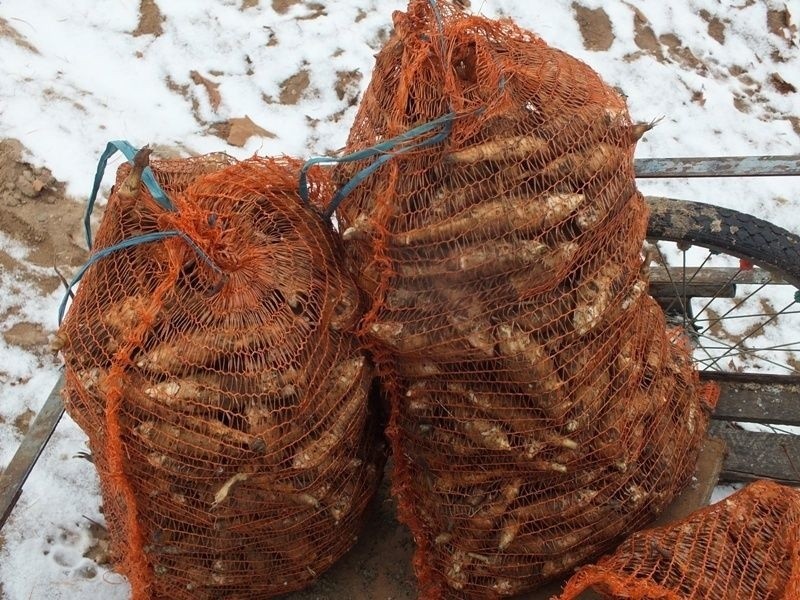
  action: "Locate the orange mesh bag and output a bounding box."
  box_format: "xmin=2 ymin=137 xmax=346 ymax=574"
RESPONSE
xmin=558 ymin=480 xmax=800 ymax=599
xmin=55 ymin=149 xmax=384 ymax=599
xmin=333 ymin=1 xmax=717 ymax=597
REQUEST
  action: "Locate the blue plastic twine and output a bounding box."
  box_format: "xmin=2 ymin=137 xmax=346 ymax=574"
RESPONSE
xmin=299 ymin=111 xmax=455 ymax=220
xmin=85 ymin=140 xmax=175 ymax=250
xmin=61 ymin=141 xmax=223 ymax=325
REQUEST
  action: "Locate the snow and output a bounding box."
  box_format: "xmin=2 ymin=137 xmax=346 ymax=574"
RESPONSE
xmin=0 ymin=1 xmax=798 ymax=598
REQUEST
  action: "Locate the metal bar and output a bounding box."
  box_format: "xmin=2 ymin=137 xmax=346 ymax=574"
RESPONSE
xmin=0 ymin=374 xmax=65 ymax=530
xmin=634 ymin=155 xmax=800 ymax=178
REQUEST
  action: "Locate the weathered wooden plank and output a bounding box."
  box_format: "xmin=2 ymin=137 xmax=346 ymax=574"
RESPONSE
xmin=702 ymin=372 xmax=800 ymax=385
xmin=0 ymin=374 xmax=65 ymax=529
xmin=650 ymin=282 xmax=736 ymax=298
xmin=635 ymin=155 xmax=800 ymax=178
xmin=710 ymin=422 xmax=800 ymax=484
xmin=648 ymin=266 xmax=788 ymax=286
xmin=712 ymin=380 xmax=800 ymax=425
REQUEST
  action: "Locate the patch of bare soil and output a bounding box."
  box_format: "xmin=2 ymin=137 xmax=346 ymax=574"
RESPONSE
xmin=770 ymin=72 xmax=797 ymax=94
xmin=133 ymin=0 xmax=165 ymax=37
xmin=659 ymin=33 xmax=706 ymax=74
xmin=335 ymin=69 xmax=362 ymax=105
xmin=630 ymin=6 xmax=662 ymax=59
xmin=12 ymin=408 xmax=36 ymax=435
xmin=279 ymin=69 xmax=311 ymax=105
xmin=208 ymin=115 xmax=276 ymax=147
xmin=3 ymin=322 xmax=49 ymax=353
xmin=272 ymin=0 xmax=301 ymax=14
xmin=189 ymin=71 xmax=222 ymax=112
xmin=0 ymin=17 xmax=39 ymax=54
xmin=767 ymin=6 xmax=797 ymax=45
xmin=699 ymin=9 xmax=726 ymax=44
xmin=0 ymin=139 xmax=88 ymax=280
xmin=573 ymin=4 xmax=614 ymax=52
xmin=297 ymin=2 xmax=327 ymax=20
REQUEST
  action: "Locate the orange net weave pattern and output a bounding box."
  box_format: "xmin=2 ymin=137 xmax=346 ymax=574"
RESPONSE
xmin=57 ymin=155 xmax=383 ymax=599
xmin=558 ymin=480 xmax=800 ymax=600
xmin=334 ymin=1 xmax=717 ymax=597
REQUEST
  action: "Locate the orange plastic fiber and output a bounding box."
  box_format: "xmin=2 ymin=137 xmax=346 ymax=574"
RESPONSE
xmin=558 ymin=480 xmax=800 ymax=600
xmin=335 ymin=1 xmax=716 ymax=597
xmin=57 ymin=155 xmax=383 ymax=599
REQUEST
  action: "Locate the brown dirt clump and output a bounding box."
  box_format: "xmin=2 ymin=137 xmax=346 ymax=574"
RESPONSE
xmin=3 ymin=322 xmax=49 ymax=352
xmin=0 ymin=139 xmax=88 ymax=272
xmin=272 ymin=0 xmax=301 ymax=14
xmin=573 ymin=4 xmax=614 ymax=51
xmin=133 ymin=0 xmax=164 ymax=37
xmin=771 ymin=72 xmax=797 ymax=94
xmin=280 ymin=69 xmax=311 ymax=104
xmin=631 ymin=7 xmax=662 ymax=58
xmin=12 ymin=408 xmax=36 ymax=435
xmin=335 ymin=69 xmax=363 ymax=105
xmin=659 ymin=33 xmax=706 ymax=73
xmin=208 ymin=115 xmax=276 ymax=146
xmin=767 ymin=7 xmax=797 ymax=45
xmin=0 ymin=17 xmax=39 ymax=54
xmin=699 ymin=9 xmax=726 ymax=44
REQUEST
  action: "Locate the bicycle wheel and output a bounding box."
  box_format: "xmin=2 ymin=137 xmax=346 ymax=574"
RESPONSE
xmin=644 ymin=197 xmax=800 ymax=375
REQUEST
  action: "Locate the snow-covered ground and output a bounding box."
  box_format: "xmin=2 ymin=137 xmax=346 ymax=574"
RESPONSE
xmin=0 ymin=1 xmax=797 ymax=598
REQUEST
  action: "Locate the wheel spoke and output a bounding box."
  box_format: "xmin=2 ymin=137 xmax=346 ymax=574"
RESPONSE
xmin=702 ymin=301 xmax=799 ymax=371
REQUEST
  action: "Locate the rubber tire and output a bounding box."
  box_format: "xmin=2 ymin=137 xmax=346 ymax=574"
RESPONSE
xmin=645 ymin=196 xmax=800 ymax=288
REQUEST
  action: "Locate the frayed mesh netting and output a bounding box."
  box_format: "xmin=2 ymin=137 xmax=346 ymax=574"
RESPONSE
xmin=558 ymin=480 xmax=800 ymax=600
xmin=334 ymin=1 xmax=717 ymax=597
xmin=57 ymin=155 xmax=384 ymax=599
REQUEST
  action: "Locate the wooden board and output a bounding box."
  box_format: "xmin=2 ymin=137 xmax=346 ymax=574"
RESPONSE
xmin=0 ymin=374 xmax=65 ymax=528
xmin=713 ymin=380 xmax=800 ymax=426
xmin=710 ymin=422 xmax=800 ymax=484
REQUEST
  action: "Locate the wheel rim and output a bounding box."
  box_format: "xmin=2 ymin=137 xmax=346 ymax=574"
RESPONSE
xmin=645 ymin=239 xmax=800 ymax=376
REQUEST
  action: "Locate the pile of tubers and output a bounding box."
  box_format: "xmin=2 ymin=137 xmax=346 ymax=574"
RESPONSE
xmin=559 ymin=480 xmax=800 ymax=600
xmin=334 ymin=1 xmax=714 ymax=597
xmin=57 ymin=156 xmax=383 ymax=600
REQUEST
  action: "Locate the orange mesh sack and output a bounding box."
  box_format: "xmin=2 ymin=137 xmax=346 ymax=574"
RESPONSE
xmin=558 ymin=480 xmax=800 ymax=599
xmin=55 ymin=152 xmax=384 ymax=599
xmin=334 ymin=1 xmax=717 ymax=597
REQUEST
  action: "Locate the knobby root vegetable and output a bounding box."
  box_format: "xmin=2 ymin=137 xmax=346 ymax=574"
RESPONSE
xmin=496 ymin=324 xmax=563 ymax=391
xmin=448 ymin=135 xmax=549 ymax=164
xmin=396 ymin=240 xmax=548 ymax=280
xmin=393 ymin=192 xmax=584 ymax=246
xmin=291 ymin=372 xmax=367 ymax=469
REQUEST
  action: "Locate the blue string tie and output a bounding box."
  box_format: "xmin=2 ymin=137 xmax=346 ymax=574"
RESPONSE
xmin=60 ymin=141 xmax=221 ymax=325
xmin=299 ymin=112 xmax=456 ymax=220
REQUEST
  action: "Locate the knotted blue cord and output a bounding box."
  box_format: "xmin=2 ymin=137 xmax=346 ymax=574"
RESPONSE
xmin=428 ymin=0 xmax=447 ymax=57
xmin=62 ymin=140 xmax=225 ymax=326
xmin=58 ymin=229 xmax=224 ymax=325
xmin=299 ymin=112 xmax=456 ymax=219
xmin=85 ymin=141 xmax=175 ymax=249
